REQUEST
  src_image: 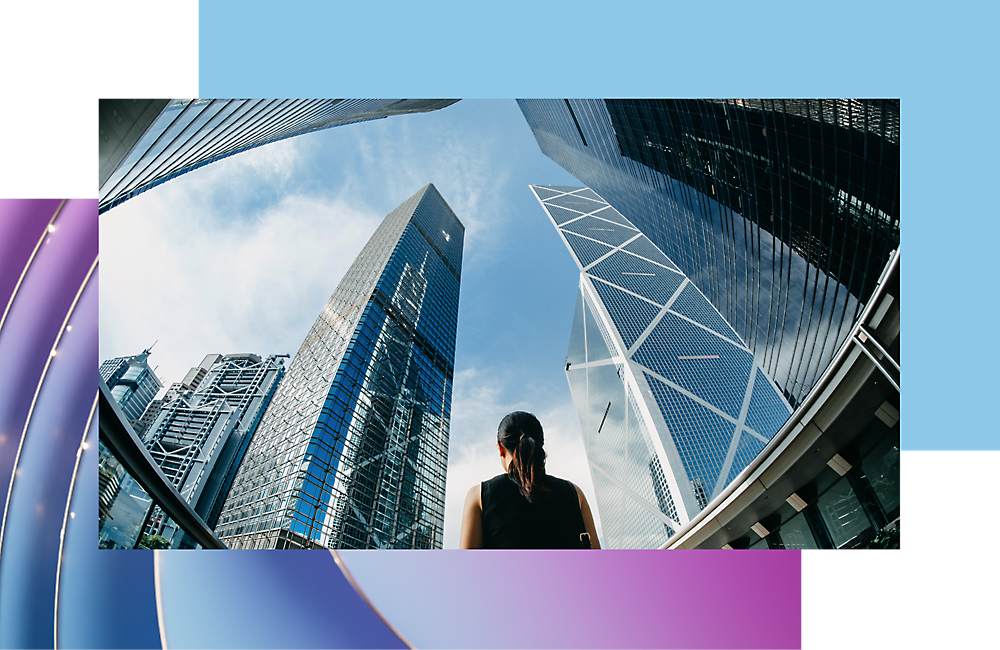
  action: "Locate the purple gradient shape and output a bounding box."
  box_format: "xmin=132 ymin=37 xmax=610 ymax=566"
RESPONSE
xmin=339 ymin=549 xmax=801 ymax=649
xmin=0 ymin=199 xmax=64 ymax=313
xmin=0 ymin=274 xmax=98 ymax=648
xmin=156 ymin=550 xmax=408 ymax=649
xmin=0 ymin=200 xmax=98 ymax=544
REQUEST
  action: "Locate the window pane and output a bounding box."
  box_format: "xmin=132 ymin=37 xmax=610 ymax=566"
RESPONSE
xmin=862 ymin=434 xmax=900 ymax=519
xmin=777 ymin=510 xmax=818 ymax=549
xmin=816 ymin=476 xmax=874 ymax=548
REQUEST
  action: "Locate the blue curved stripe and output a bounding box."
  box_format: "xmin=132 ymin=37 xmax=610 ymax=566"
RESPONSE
xmin=0 ymin=200 xmax=97 ymax=542
xmin=0 ymin=200 xmax=99 ymax=648
xmin=156 ymin=550 xmax=407 ymax=648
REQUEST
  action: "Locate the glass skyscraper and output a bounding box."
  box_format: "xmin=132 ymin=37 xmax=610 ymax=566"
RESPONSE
xmin=99 ymin=99 xmax=459 ymax=213
xmin=519 ymin=99 xmax=900 ymax=408
xmin=215 ymin=184 xmax=464 ymax=550
xmin=98 ymin=347 xmax=162 ymax=549
xmin=139 ymin=353 xmax=285 ymax=548
xmin=133 ymin=353 xmax=219 ymax=437
xmin=99 ymin=349 xmax=162 ymax=428
xmin=533 ymin=185 xmax=792 ymax=549
xmin=98 ymin=353 xmax=284 ymax=549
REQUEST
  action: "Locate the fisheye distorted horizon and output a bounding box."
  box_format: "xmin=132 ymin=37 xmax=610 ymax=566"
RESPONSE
xmin=98 ymin=99 xmax=602 ymax=547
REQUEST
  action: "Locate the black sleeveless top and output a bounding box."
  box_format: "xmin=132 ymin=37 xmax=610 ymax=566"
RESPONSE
xmin=481 ymin=473 xmax=587 ymax=549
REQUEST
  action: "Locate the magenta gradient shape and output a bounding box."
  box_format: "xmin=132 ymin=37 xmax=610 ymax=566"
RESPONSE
xmin=339 ymin=549 xmax=801 ymax=649
xmin=0 ymin=199 xmax=97 ymax=507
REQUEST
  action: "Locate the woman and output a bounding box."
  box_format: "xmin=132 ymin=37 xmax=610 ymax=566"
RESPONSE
xmin=459 ymin=411 xmax=601 ymax=549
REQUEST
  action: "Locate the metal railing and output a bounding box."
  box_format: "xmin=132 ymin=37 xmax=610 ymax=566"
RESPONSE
xmin=98 ymin=378 xmax=227 ymax=549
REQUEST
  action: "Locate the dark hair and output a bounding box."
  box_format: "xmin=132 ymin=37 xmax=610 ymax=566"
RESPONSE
xmin=498 ymin=411 xmax=546 ymax=502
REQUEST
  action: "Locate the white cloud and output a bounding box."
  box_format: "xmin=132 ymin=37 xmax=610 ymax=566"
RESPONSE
xmin=100 ymin=138 xmax=381 ymax=385
xmin=326 ymin=109 xmax=515 ymax=269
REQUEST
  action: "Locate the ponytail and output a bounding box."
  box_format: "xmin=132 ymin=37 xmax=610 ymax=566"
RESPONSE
xmin=498 ymin=412 xmax=547 ymax=502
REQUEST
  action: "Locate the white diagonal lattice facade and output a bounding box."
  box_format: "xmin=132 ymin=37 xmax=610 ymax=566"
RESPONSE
xmin=532 ymin=185 xmax=793 ymax=549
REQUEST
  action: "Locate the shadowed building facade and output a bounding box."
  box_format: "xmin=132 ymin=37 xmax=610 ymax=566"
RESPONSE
xmin=99 ymin=99 xmax=458 ymax=213
xmin=215 ymin=184 xmax=464 ymax=549
xmin=533 ymin=185 xmax=792 ymax=548
xmin=519 ymin=99 xmax=900 ymax=408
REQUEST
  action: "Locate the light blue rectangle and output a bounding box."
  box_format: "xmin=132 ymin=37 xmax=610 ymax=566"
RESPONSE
xmin=198 ymin=1 xmax=999 ymax=446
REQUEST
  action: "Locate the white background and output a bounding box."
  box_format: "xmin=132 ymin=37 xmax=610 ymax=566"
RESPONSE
xmin=2 ymin=3 xmax=994 ymax=648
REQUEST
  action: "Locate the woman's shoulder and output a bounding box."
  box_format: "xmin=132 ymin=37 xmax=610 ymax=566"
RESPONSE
xmin=543 ymin=474 xmax=580 ymax=497
xmin=543 ymin=474 xmax=575 ymax=488
xmin=483 ymin=473 xmax=512 ymax=488
xmin=481 ymin=473 xmax=517 ymax=500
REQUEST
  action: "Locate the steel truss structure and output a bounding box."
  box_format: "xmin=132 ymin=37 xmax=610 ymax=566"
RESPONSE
xmin=141 ymin=353 xmax=284 ymax=547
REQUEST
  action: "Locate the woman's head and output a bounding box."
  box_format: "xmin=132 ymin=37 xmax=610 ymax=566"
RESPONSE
xmin=498 ymin=411 xmax=546 ymax=502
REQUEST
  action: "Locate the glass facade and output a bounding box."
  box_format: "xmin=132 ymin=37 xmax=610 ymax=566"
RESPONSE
xmin=534 ymin=186 xmax=792 ymax=549
xmin=97 ymin=439 xmax=155 ymax=550
xmin=732 ymin=421 xmax=900 ymax=550
xmin=99 ymin=350 xmax=162 ymax=427
xmin=99 ymin=99 xmax=459 ymax=213
xmin=137 ymin=353 xmax=285 ymax=548
xmin=519 ymin=100 xmax=900 ymax=407
xmin=215 ymin=184 xmax=464 ymax=549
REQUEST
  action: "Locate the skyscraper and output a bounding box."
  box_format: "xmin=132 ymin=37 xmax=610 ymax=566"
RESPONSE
xmin=133 ymin=353 xmax=221 ymax=436
xmin=519 ymin=99 xmax=900 ymax=408
xmin=99 ymin=99 xmax=459 ymax=213
xmin=533 ymin=185 xmax=792 ymax=548
xmin=98 ymin=352 xmax=284 ymax=549
xmin=139 ymin=353 xmax=285 ymax=547
xmin=215 ymin=184 xmax=464 ymax=550
xmin=99 ymin=349 xmax=162 ymax=428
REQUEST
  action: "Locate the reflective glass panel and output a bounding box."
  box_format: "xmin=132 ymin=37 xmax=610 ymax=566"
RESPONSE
xmin=861 ymin=433 xmax=900 ymax=519
xmin=816 ymin=476 xmax=874 ymax=548
xmin=563 ymin=231 xmax=615 ymax=267
xmin=546 ymin=204 xmax=587 ymax=225
xmin=533 ymin=186 xmax=567 ymax=201
xmin=777 ymin=511 xmax=819 ymax=549
xmin=566 ymin=287 xmax=587 ymax=365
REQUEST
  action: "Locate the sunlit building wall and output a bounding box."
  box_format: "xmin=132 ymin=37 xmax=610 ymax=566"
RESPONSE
xmin=133 ymin=353 xmax=221 ymax=436
xmin=140 ymin=353 xmax=285 ymax=547
xmin=99 ymin=353 xmax=284 ymax=548
xmin=533 ymin=185 xmax=792 ymax=548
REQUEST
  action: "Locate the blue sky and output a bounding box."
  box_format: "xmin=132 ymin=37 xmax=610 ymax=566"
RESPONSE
xmin=99 ymin=99 xmax=604 ymax=547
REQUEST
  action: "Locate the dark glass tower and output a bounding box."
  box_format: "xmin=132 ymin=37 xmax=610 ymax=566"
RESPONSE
xmin=518 ymin=99 xmax=900 ymax=407
xmin=99 ymin=99 xmax=459 ymax=213
xmin=215 ymin=184 xmax=464 ymax=549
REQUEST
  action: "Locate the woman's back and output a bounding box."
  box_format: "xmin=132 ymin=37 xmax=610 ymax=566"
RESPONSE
xmin=481 ymin=473 xmax=586 ymax=549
